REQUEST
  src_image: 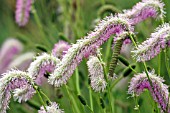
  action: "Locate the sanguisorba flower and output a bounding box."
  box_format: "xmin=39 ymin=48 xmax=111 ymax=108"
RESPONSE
xmin=28 ymin=53 xmax=60 ymax=85
xmin=0 ymin=38 xmax=23 ymax=74
xmin=52 ymin=40 xmax=70 ymax=59
xmin=48 ymin=14 xmax=133 ymax=87
xmin=132 ymin=23 xmax=170 ymax=62
xmin=128 ymin=70 xmax=169 ymax=112
xmin=38 ymin=102 xmax=64 ymax=113
xmin=15 ymin=0 xmax=32 ymax=26
xmin=0 ymin=69 xmax=35 ymax=113
xmin=122 ymin=0 xmax=165 ymax=25
xmin=87 ymin=56 xmax=106 ymax=92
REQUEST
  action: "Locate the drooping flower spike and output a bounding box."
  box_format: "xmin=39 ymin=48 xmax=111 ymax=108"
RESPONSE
xmin=132 ymin=23 xmax=170 ymax=62
xmin=0 ymin=70 xmax=35 ymax=113
xmin=38 ymin=102 xmax=64 ymax=113
xmin=122 ymin=0 xmax=165 ymax=25
xmin=52 ymin=40 xmax=71 ymax=59
xmin=15 ymin=0 xmax=32 ymax=26
xmin=48 ymin=14 xmax=134 ymax=87
xmin=128 ymin=70 xmax=169 ymax=112
xmin=0 ymin=38 xmax=23 ymax=74
xmin=87 ymin=56 xmax=107 ymax=92
xmin=28 ymin=53 xmax=60 ymax=85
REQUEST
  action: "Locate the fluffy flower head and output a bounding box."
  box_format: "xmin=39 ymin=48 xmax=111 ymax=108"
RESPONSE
xmin=123 ymin=0 xmax=165 ymax=25
xmin=48 ymin=14 xmax=133 ymax=87
xmin=128 ymin=70 xmax=169 ymax=112
xmin=87 ymin=56 xmax=107 ymax=92
xmin=132 ymin=23 xmax=170 ymax=62
xmin=0 ymin=69 xmax=35 ymax=113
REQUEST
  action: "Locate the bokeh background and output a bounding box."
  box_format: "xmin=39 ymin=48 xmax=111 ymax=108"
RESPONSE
xmin=0 ymin=0 xmax=170 ymax=113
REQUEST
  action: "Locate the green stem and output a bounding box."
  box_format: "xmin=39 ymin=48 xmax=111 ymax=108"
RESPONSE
xmin=129 ymin=34 xmax=153 ymax=88
xmin=134 ymin=95 xmax=140 ymax=113
xmin=128 ymin=65 xmax=137 ymax=74
xmin=158 ymin=52 xmax=161 ymax=75
xmin=64 ymin=85 xmax=80 ymax=113
xmin=33 ymin=86 xmax=46 ymax=111
xmin=89 ymin=86 xmax=94 ymax=112
xmin=98 ymin=50 xmax=114 ymax=113
xmin=158 ymin=18 xmax=165 ymax=75
xmin=164 ymin=49 xmax=170 ymax=77
xmin=76 ymin=68 xmax=81 ymax=95
xmin=143 ymin=62 xmax=154 ymax=89
xmin=105 ymin=38 xmax=113 ymax=69
xmin=110 ymin=75 xmax=123 ymax=89
xmin=39 ymin=90 xmax=51 ymax=103
xmin=86 ymin=105 xmax=94 ymax=113
xmin=108 ymin=85 xmax=114 ymax=113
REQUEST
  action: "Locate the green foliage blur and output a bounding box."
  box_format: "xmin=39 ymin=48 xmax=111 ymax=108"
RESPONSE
xmin=0 ymin=0 xmax=170 ymax=113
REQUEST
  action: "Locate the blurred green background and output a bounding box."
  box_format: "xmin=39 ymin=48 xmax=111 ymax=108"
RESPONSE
xmin=0 ymin=0 xmax=170 ymax=113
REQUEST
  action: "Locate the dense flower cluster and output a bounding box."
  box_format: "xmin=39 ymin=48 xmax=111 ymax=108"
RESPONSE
xmin=0 ymin=70 xmax=35 ymax=113
xmin=28 ymin=53 xmax=60 ymax=85
xmin=132 ymin=23 xmax=170 ymax=62
xmin=122 ymin=0 xmax=165 ymax=25
xmin=38 ymin=102 xmax=64 ymax=113
xmin=15 ymin=0 xmax=32 ymax=26
xmin=87 ymin=56 xmax=107 ymax=92
xmin=48 ymin=14 xmax=133 ymax=87
xmin=128 ymin=71 xmax=169 ymax=112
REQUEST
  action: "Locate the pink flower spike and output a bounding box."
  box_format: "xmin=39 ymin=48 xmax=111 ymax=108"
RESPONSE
xmin=128 ymin=70 xmax=169 ymax=112
xmin=15 ymin=0 xmax=32 ymax=26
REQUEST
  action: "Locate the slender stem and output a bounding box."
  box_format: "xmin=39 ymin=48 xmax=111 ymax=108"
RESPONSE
xmin=158 ymin=17 xmax=165 ymax=75
xmin=33 ymin=86 xmax=46 ymax=111
xmin=86 ymin=105 xmax=94 ymax=113
xmin=129 ymin=34 xmax=153 ymax=88
xmin=158 ymin=52 xmax=161 ymax=75
xmin=110 ymin=75 xmax=123 ymax=89
xmin=164 ymin=49 xmax=170 ymax=77
xmin=107 ymin=84 xmax=114 ymax=113
xmin=89 ymin=86 xmax=94 ymax=112
xmin=142 ymin=62 xmax=155 ymax=94
xmin=128 ymin=65 xmax=137 ymax=74
xmin=76 ymin=68 xmax=81 ymax=95
xmin=129 ymin=33 xmax=137 ymax=47
xmin=134 ymin=95 xmax=140 ymax=113
xmin=64 ymin=85 xmax=76 ymax=113
xmin=98 ymin=50 xmax=114 ymax=113
xmin=39 ymin=90 xmax=51 ymax=103
xmin=105 ymin=38 xmax=113 ymax=69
